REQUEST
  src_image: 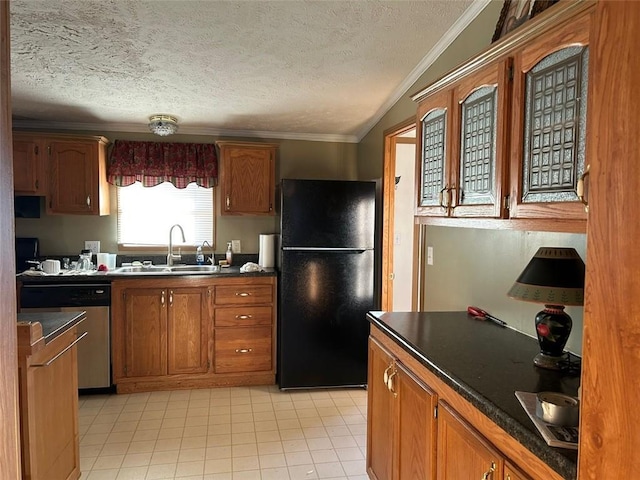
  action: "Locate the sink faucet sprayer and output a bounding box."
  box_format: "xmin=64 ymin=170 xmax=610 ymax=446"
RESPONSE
xmin=167 ymin=224 xmax=186 ymax=266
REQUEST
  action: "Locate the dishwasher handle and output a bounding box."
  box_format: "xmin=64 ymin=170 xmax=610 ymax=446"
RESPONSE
xmin=31 ymin=332 xmax=88 ymax=367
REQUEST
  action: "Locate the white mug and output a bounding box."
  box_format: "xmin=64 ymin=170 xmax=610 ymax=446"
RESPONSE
xmin=42 ymin=259 xmax=61 ymax=274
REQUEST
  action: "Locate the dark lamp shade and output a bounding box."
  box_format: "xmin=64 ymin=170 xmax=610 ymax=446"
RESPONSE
xmin=508 ymin=247 xmax=585 ymax=306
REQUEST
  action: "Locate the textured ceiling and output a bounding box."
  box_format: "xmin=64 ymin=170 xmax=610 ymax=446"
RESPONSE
xmin=10 ymin=0 xmax=487 ymax=142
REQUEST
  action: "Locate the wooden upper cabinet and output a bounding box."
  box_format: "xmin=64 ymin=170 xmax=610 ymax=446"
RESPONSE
xmin=13 ymin=134 xmax=46 ymax=195
xmin=416 ymin=88 xmax=453 ymax=216
xmin=48 ymin=136 xmax=110 ymax=215
xmin=217 ymin=141 xmax=277 ymax=216
xmin=509 ymin=12 xmax=591 ymax=220
xmin=451 ymin=60 xmax=511 ymax=218
xmin=437 ymin=401 xmax=504 ymax=480
xmin=415 ymin=59 xmax=510 ymax=218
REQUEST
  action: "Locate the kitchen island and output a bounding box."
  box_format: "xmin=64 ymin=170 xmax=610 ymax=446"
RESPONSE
xmin=17 ymin=311 xmax=86 ymax=480
xmin=367 ymin=311 xmax=579 ymax=480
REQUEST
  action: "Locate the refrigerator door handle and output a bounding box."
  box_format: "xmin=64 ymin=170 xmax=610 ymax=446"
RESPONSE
xmin=282 ymin=247 xmax=368 ymax=253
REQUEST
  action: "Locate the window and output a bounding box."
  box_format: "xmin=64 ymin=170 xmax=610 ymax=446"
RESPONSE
xmin=117 ymin=182 xmax=214 ymax=247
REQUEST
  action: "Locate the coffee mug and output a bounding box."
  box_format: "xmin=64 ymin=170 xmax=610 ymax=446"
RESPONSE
xmin=42 ymin=259 xmax=60 ymax=274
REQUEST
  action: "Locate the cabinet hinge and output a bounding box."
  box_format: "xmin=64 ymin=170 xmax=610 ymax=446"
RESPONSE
xmin=35 ymin=180 xmax=39 ymax=189
xmin=504 ymin=195 xmax=510 ymax=210
xmin=508 ymin=65 xmax=514 ymax=81
xmin=207 ymin=360 xmax=211 ymax=369
xmin=34 ymin=145 xmax=39 ymax=155
xmin=434 ymin=405 xmax=438 ymax=419
xmin=47 ymin=145 xmax=51 ymax=155
xmin=124 ymin=365 xmax=127 ymax=374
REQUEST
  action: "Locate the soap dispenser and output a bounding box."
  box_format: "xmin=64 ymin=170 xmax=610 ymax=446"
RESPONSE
xmin=225 ymin=241 xmax=233 ymax=266
xmin=196 ymin=246 xmax=205 ymax=265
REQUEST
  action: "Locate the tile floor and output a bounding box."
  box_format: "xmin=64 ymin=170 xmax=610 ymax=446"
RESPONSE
xmin=78 ymin=386 xmax=368 ymax=480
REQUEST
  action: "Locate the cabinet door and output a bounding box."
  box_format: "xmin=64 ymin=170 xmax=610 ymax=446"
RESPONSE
xmin=22 ymin=330 xmax=80 ymax=480
xmin=395 ymin=362 xmax=437 ymax=480
xmin=505 ymin=462 xmax=532 ymax=480
xmin=451 ymin=60 xmax=510 ymax=218
xmin=367 ymin=338 xmax=395 ymax=480
xmin=509 ymin=14 xmax=590 ymax=220
xmin=437 ymin=401 xmax=504 ymax=480
xmin=167 ymin=287 xmax=210 ymax=375
xmin=219 ymin=143 xmax=276 ymax=215
xmin=13 ymin=136 xmax=44 ymax=194
xmin=48 ymin=140 xmax=97 ymax=214
xmin=416 ymin=89 xmax=454 ymax=216
xmin=123 ymin=288 xmax=167 ymax=377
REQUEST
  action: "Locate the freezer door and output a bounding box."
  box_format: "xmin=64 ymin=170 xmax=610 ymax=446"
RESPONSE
xmin=281 ymin=179 xmax=375 ymax=249
xmin=278 ymin=249 xmax=374 ymax=389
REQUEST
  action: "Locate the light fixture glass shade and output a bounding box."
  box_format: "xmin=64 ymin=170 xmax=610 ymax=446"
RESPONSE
xmin=148 ymin=114 xmax=178 ymax=136
xmin=508 ymin=247 xmax=585 ymax=370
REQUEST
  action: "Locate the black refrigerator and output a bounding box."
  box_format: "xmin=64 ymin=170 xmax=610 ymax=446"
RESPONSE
xmin=278 ymin=178 xmax=376 ymax=389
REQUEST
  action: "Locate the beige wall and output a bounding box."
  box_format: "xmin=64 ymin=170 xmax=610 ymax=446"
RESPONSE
xmin=14 ymin=131 xmax=358 ymax=255
xmin=357 ymin=0 xmax=588 ymax=353
xmin=423 ymin=227 xmax=586 ymax=354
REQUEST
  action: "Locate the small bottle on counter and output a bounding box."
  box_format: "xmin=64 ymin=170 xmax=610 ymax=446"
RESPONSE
xmin=225 ymin=241 xmax=233 ymax=266
xmin=196 ymin=246 xmax=205 ymax=265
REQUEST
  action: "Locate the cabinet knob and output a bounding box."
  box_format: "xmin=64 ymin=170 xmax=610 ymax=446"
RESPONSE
xmin=577 ymin=164 xmax=590 ymax=213
xmin=86 ymin=195 xmax=91 ymax=207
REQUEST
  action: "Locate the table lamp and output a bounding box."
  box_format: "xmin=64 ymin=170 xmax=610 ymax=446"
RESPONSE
xmin=508 ymin=247 xmax=585 ymax=370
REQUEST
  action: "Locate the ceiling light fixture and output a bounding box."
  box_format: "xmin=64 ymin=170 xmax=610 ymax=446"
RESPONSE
xmin=148 ymin=114 xmax=178 ymax=136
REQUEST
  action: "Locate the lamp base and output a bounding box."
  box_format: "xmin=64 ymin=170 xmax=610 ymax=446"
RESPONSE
xmin=533 ymin=352 xmax=565 ymax=370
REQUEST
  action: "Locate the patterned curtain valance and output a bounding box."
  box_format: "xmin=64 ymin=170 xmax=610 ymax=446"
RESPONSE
xmin=107 ymin=140 xmax=218 ymax=189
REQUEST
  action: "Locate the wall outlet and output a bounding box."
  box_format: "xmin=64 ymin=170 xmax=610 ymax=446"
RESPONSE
xmin=427 ymin=246 xmax=434 ymax=265
xmin=231 ymin=239 xmax=241 ymax=253
xmin=85 ymin=240 xmax=100 ymax=254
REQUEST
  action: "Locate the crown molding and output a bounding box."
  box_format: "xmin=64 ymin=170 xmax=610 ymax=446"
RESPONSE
xmin=354 ymin=0 xmax=492 ymax=141
xmin=11 ymin=119 xmax=359 ymax=144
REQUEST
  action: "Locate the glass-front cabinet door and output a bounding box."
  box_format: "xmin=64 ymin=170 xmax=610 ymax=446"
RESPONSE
xmin=415 ymin=89 xmax=453 ymax=216
xmin=450 ymin=60 xmax=510 ymax=218
xmin=509 ymin=13 xmax=591 ymax=220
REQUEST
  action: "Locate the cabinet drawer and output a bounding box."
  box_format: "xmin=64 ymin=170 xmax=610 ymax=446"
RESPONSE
xmin=214 ymin=327 xmax=272 ymax=373
xmin=214 ymin=284 xmax=273 ymax=305
xmin=215 ymin=306 xmax=272 ymax=327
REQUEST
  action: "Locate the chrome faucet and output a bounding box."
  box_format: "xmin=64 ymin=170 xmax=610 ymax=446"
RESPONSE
xmin=167 ymin=224 xmax=186 ymax=266
xmin=201 ymin=240 xmax=214 ymax=265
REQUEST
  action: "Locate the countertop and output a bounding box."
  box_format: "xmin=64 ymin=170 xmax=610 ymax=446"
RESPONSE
xmin=17 ymin=311 xmax=85 ymax=344
xmin=368 ymin=311 xmax=580 ymax=480
xmin=16 ymin=266 xmax=277 ymax=284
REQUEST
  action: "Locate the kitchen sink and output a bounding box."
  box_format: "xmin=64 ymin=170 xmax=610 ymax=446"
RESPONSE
xmin=108 ymin=264 xmax=222 ymax=275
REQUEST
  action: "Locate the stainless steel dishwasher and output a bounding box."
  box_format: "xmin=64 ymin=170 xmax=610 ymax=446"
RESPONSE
xmin=20 ymin=283 xmax=112 ymax=392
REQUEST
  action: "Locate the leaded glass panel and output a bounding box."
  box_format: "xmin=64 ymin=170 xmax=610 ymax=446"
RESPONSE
xmin=420 ymin=109 xmax=447 ymax=206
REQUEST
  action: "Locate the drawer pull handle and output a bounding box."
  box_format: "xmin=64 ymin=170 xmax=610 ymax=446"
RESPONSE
xmin=383 ymin=364 xmax=393 ymax=384
xmin=236 ymin=314 xmax=252 ymax=319
xmin=235 ymin=348 xmax=252 ymax=354
xmin=235 ymin=292 xmax=251 ymax=297
xmin=32 ymin=332 xmax=88 ymax=367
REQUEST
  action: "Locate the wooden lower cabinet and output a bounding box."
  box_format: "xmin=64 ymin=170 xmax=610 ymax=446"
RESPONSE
xmin=112 ymin=276 xmax=276 ymax=393
xmin=368 ymin=326 xmax=556 ymax=480
xmin=18 ymin=324 xmax=81 ymax=480
xmin=437 ymin=401 xmax=504 ymax=480
xmin=367 ymin=337 xmax=437 ymax=480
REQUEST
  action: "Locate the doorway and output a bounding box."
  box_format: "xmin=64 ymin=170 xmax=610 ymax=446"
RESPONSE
xmin=381 ymin=119 xmax=416 ymax=311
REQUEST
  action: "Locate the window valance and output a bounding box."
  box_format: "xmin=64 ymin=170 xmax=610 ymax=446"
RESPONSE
xmin=107 ymin=140 xmax=218 ymax=189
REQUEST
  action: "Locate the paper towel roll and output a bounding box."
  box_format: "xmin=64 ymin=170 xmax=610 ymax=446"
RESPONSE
xmin=259 ymin=234 xmax=276 ymax=268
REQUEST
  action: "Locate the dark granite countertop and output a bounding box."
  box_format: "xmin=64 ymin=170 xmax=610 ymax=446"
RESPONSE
xmin=368 ymin=311 xmax=579 ymax=480
xmin=16 ymin=267 xmax=277 ymax=284
xmin=17 ymin=311 xmax=85 ymax=343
